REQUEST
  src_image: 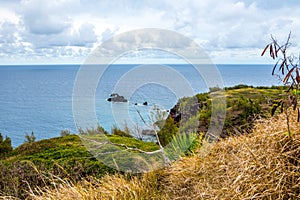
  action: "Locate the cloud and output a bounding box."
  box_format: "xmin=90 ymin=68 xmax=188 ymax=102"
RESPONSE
xmin=101 ymin=28 xmax=119 ymax=41
xmin=0 ymin=21 xmax=31 ymax=59
xmin=164 ymin=1 xmax=266 ymax=48
xmin=22 ymin=22 xmax=98 ymax=48
xmin=1 ymin=0 xmax=300 ymax=64
xmin=0 ymin=22 xmax=18 ymax=44
xmin=19 ymin=0 xmax=74 ymax=35
xmin=0 ymin=0 xmax=98 ymax=63
xmin=158 ymin=0 xmax=300 ymax=63
xmin=243 ymin=0 xmax=300 ymax=9
xmin=70 ymin=23 xmax=98 ymax=46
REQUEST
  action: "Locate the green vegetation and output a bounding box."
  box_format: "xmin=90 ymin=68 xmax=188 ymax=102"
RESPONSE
xmin=157 ymin=117 xmax=178 ymax=146
xmin=0 ymin=133 xmax=13 ymax=158
xmin=158 ymin=85 xmax=285 ymax=146
xmin=111 ymin=125 xmax=133 ymax=138
xmin=0 ymin=85 xmax=293 ymax=199
xmin=222 ymin=86 xmax=285 ymax=132
xmin=0 ymin=131 xmax=158 ymax=198
xmin=60 ymin=129 xmax=71 ymax=136
xmin=24 ymin=131 xmax=36 ymax=143
xmin=28 ymin=112 xmax=300 ymax=200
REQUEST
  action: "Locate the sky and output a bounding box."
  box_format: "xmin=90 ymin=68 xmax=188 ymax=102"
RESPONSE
xmin=0 ymin=0 xmax=300 ymax=64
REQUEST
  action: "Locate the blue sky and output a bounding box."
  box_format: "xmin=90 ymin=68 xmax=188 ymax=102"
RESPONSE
xmin=0 ymin=0 xmax=300 ymax=64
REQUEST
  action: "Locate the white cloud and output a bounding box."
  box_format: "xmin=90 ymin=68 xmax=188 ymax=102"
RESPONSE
xmin=19 ymin=0 xmax=74 ymax=35
xmin=0 ymin=0 xmax=300 ymax=64
xmin=0 ymin=7 xmax=19 ymax=23
xmin=22 ymin=22 xmax=98 ymax=48
xmin=70 ymin=23 xmax=98 ymax=46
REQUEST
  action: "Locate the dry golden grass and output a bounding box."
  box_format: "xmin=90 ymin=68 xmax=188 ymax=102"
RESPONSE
xmin=28 ymin=172 xmax=164 ymax=200
xmin=28 ymin=111 xmax=300 ymax=200
xmin=163 ymin=111 xmax=300 ymax=199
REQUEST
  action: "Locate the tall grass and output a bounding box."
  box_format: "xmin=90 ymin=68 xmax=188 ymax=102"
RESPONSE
xmin=12 ymin=111 xmax=300 ymax=199
xmin=29 ymin=173 xmax=164 ymax=200
xmin=163 ymin=110 xmax=300 ymax=199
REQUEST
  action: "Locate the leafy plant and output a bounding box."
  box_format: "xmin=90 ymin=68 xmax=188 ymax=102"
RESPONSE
xmin=60 ymin=129 xmax=71 ymax=136
xmin=135 ymin=107 xmax=172 ymax=166
xmin=24 ymin=131 xmax=36 ymax=143
xmin=0 ymin=133 xmax=13 ymax=157
xmin=0 ymin=133 xmax=159 ymax=198
xmin=111 ymin=125 xmax=133 ymax=138
xmin=157 ymin=117 xmax=179 ymax=146
xmin=261 ymin=32 xmax=300 ymax=136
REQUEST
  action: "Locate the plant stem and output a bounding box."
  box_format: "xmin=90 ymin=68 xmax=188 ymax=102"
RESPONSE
xmin=285 ymin=107 xmax=291 ymax=137
xmin=153 ymin=128 xmax=171 ymax=167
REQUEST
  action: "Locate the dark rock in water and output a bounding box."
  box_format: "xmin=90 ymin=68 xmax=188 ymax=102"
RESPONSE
xmin=142 ymin=129 xmax=156 ymax=136
xmin=107 ymin=93 xmax=128 ymax=102
xmin=134 ymin=103 xmax=138 ymax=105
xmin=143 ymin=101 xmax=148 ymax=106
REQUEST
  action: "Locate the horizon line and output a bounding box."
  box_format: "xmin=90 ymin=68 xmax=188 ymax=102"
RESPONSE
xmin=0 ymin=63 xmax=274 ymax=66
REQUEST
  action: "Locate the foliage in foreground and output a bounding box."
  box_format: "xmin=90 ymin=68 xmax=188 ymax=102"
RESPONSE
xmin=262 ymin=32 xmax=300 ymax=136
xmin=0 ymin=86 xmax=291 ymax=199
xmin=0 ymin=132 xmax=158 ymax=199
xmin=28 ymin=111 xmax=300 ymax=200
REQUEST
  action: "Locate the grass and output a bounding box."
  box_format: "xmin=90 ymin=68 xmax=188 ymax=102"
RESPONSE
xmin=163 ymin=111 xmax=300 ymax=199
xmin=189 ymin=85 xmax=285 ymax=137
xmin=25 ymin=111 xmax=300 ymax=200
xmin=0 ymin=133 xmax=159 ymax=198
xmin=1 ymin=85 xmax=298 ymax=199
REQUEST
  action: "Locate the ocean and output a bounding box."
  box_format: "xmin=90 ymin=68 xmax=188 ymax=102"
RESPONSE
xmin=0 ymin=64 xmax=280 ymax=147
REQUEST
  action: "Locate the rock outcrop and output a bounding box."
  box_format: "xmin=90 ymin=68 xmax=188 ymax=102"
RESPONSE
xmin=107 ymin=93 xmax=128 ymax=102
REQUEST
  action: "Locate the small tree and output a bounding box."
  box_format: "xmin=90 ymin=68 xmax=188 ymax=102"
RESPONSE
xmin=135 ymin=107 xmax=172 ymax=166
xmin=261 ymin=32 xmax=300 ymax=136
xmin=157 ymin=117 xmax=178 ymax=146
xmin=60 ymin=129 xmax=71 ymax=137
xmin=0 ymin=133 xmax=13 ymax=157
xmin=24 ymin=131 xmax=36 ymax=143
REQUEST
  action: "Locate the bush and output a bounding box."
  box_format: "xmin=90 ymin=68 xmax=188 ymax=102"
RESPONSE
xmin=60 ymin=129 xmax=71 ymax=136
xmin=225 ymin=84 xmax=253 ymax=90
xmin=157 ymin=117 xmax=179 ymax=146
xmin=0 ymin=134 xmax=116 ymax=198
xmin=0 ymin=133 xmax=13 ymax=157
xmin=24 ymin=131 xmax=36 ymax=143
xmin=111 ymin=126 xmax=133 ymax=138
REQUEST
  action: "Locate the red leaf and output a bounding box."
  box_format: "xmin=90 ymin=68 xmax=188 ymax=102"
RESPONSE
xmin=279 ymin=60 xmax=286 ymax=75
xmin=293 ymin=95 xmax=298 ymax=110
xmin=270 ymin=45 xmax=275 ymax=59
xmin=274 ymin=44 xmax=278 ymax=57
xmin=272 ymin=60 xmax=280 ymax=75
xmin=261 ymin=44 xmax=269 ymax=56
xmin=283 ymin=67 xmax=295 ymax=83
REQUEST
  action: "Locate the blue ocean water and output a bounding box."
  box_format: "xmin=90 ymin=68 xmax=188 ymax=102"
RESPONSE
xmin=0 ymin=64 xmax=280 ymax=147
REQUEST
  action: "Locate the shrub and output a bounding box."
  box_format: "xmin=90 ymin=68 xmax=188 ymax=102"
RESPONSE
xmin=24 ymin=131 xmax=36 ymax=143
xmin=60 ymin=129 xmax=71 ymax=136
xmin=225 ymin=84 xmax=253 ymax=90
xmin=0 ymin=133 xmax=13 ymax=157
xmin=157 ymin=117 xmax=179 ymax=146
xmin=111 ymin=126 xmax=133 ymax=138
xmin=262 ymin=32 xmax=300 ymax=136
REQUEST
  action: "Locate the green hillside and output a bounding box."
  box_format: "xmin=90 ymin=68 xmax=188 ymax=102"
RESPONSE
xmin=0 ymin=133 xmax=158 ymax=198
xmin=0 ymin=85 xmax=290 ymax=199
